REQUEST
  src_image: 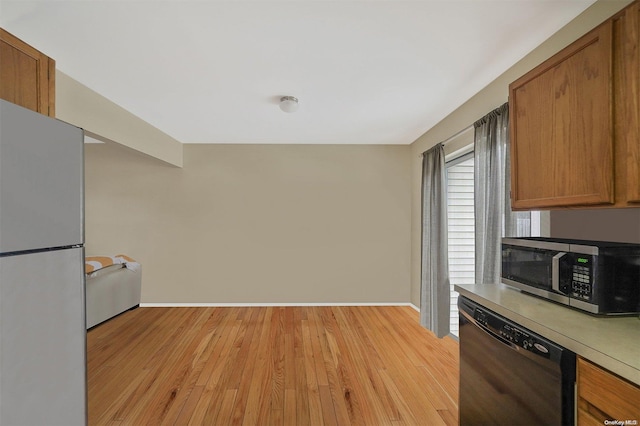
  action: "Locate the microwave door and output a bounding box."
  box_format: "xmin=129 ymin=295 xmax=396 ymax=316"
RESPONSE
xmin=502 ymin=247 xmax=554 ymax=288
xmin=502 ymin=245 xmax=571 ymax=305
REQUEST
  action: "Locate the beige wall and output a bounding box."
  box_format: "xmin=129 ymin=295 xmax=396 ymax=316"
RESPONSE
xmin=409 ymin=0 xmax=634 ymax=306
xmin=56 ymin=71 xmax=183 ymax=167
xmin=85 ymin=143 xmax=411 ymax=304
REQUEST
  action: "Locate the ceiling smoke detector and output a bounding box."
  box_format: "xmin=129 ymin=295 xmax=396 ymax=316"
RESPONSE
xmin=279 ymin=96 xmax=299 ymax=113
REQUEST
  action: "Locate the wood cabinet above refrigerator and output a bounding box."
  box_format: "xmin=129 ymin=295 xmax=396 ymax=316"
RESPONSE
xmin=0 ymin=28 xmax=55 ymax=117
xmin=509 ymin=1 xmax=639 ymax=210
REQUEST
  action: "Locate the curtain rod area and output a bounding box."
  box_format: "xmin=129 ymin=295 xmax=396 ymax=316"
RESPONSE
xmin=419 ymin=125 xmax=473 ymax=157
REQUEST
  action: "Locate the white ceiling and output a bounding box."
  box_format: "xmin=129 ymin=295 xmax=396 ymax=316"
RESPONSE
xmin=1 ymin=0 xmax=597 ymax=145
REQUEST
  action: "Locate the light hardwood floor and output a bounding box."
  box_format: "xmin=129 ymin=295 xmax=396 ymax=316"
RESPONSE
xmin=87 ymin=306 xmax=459 ymax=425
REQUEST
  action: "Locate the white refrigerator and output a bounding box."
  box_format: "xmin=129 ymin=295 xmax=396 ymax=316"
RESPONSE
xmin=0 ymin=100 xmax=87 ymax=425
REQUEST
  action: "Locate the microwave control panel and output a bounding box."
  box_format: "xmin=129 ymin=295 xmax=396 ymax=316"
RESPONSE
xmin=570 ymin=257 xmax=592 ymax=301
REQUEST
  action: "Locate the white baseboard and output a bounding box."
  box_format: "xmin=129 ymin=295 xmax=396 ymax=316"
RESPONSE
xmin=140 ymin=302 xmax=418 ymax=308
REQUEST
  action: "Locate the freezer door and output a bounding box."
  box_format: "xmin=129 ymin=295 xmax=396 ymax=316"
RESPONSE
xmin=0 ymin=247 xmax=87 ymax=425
xmin=0 ymin=100 xmax=84 ymax=253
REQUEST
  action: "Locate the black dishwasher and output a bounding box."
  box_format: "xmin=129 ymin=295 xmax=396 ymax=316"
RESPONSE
xmin=458 ymin=296 xmax=576 ymax=426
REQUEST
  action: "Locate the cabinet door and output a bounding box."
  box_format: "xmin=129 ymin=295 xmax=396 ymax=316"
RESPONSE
xmin=0 ymin=28 xmax=55 ymax=117
xmin=624 ymin=2 xmax=640 ymax=203
xmin=509 ymin=23 xmax=614 ymax=209
xmin=577 ymin=357 xmax=640 ymax=425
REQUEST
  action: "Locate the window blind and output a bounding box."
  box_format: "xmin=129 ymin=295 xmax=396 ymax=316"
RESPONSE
xmin=446 ymin=155 xmax=475 ymax=337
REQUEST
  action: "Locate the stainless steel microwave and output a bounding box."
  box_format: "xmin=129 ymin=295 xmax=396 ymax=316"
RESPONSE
xmin=501 ymin=237 xmax=640 ymax=315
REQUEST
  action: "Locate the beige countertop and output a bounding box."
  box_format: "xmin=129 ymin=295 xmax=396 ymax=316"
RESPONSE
xmin=454 ymin=283 xmax=640 ymax=386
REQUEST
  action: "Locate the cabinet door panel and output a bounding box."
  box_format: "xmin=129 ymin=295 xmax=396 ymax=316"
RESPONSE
xmin=0 ymin=28 xmax=54 ymax=117
xmin=625 ymin=3 xmax=640 ymax=203
xmin=577 ymin=357 xmax=640 ymax=422
xmin=510 ymin=23 xmax=614 ymax=209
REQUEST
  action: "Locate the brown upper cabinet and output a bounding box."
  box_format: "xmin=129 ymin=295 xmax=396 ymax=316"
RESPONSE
xmin=509 ymin=0 xmax=639 ymax=210
xmin=622 ymin=1 xmax=640 ymax=204
xmin=0 ymin=28 xmax=55 ymax=117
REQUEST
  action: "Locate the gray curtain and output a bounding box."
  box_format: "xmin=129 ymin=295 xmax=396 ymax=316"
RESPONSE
xmin=474 ymin=103 xmax=530 ymax=284
xmin=420 ymin=143 xmax=450 ymax=337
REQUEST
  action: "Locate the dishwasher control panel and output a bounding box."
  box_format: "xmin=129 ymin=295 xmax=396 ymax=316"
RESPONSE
xmin=474 ymin=308 xmax=550 ymax=357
